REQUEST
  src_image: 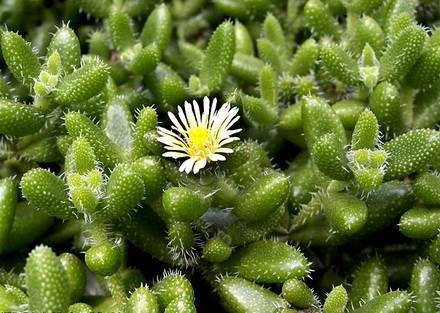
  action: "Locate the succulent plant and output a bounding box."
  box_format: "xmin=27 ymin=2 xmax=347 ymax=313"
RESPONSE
xmin=0 ymin=0 xmax=439 ymax=312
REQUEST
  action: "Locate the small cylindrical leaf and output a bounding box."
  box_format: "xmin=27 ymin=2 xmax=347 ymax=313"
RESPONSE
xmin=47 ymin=26 xmax=81 ymax=73
xmin=384 ymin=129 xmax=440 ymax=180
xmin=282 ymin=279 xmax=314 ymax=308
xmin=162 ymin=186 xmax=208 ymax=222
xmin=199 ymin=21 xmax=235 ymax=93
xmin=1 ymin=31 xmax=41 ymax=87
xmin=152 ymin=273 xmax=194 ymax=308
xmin=400 ymin=207 xmax=440 ymax=239
xmin=218 ymin=276 xmax=288 ymax=312
xmin=102 ymin=164 xmax=145 ymax=220
xmin=352 ymin=109 xmax=379 ymax=149
xmin=140 ymin=4 xmax=172 ymax=53
xmin=320 ymin=43 xmax=360 ymax=85
xmin=219 ymin=240 xmax=309 ymax=283
xmin=127 ymin=287 xmax=159 ymax=313
xmin=0 ymin=178 xmax=17 ymax=251
xmin=54 ymin=57 xmax=109 ymax=105
xmin=351 ymin=257 xmax=388 ymax=308
xmin=234 ymin=172 xmax=290 ymax=223
xmin=0 ymin=99 xmax=44 ymax=137
xmin=379 ymin=25 xmax=427 ymax=81
xmin=25 ymin=245 xmax=69 ymax=313
xmin=313 ymin=133 xmax=351 ymax=181
xmin=290 ymin=39 xmax=320 ymax=76
xmin=302 ymin=96 xmax=347 ymax=151
xmin=65 ymin=137 xmax=97 ymax=174
xmin=202 ymin=237 xmax=232 ymax=263
xmin=234 ymin=22 xmax=253 ymax=55
xmin=351 ymin=291 xmax=410 ymax=313
xmin=108 ymin=10 xmax=136 ymax=52
xmin=21 ymin=169 xmax=73 ymax=220
xmin=65 ymin=111 xmax=122 ymax=168
xmin=59 ymin=253 xmax=86 ymax=303
xmin=369 ymin=82 xmax=402 ymax=137
xmin=323 ymin=285 xmax=347 ymax=313
xmin=410 ymin=259 xmax=440 ymax=313
xmin=304 ymin=0 xmax=341 ymax=39
xmin=414 ymin=172 xmax=440 ymax=205
xmin=322 ymin=193 xmax=368 ymax=236
xmin=85 ymin=243 xmax=121 ymax=276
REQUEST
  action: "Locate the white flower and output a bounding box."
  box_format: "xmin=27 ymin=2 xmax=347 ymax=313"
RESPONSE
xmin=157 ymin=97 xmax=242 ymax=174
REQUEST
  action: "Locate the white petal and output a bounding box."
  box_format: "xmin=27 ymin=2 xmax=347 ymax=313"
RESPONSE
xmin=214 ymin=102 xmax=230 ymax=123
xmin=193 ymin=159 xmax=207 ymax=174
xmin=209 ymin=154 xmax=226 ymax=161
xmin=228 ymin=106 xmax=239 ymax=117
xmin=179 ymin=158 xmax=196 ymax=173
xmin=223 ymin=113 xmax=240 ymax=130
xmin=216 ymin=124 xmax=240 ymax=142
xmin=215 ymin=147 xmax=234 ymax=154
xmin=157 ymin=126 xmax=179 ymax=137
xmin=211 ymin=103 xmax=234 ymax=134
xmin=163 ymin=152 xmax=189 ymax=159
xmin=156 ymin=135 xmax=187 ymax=148
xmin=225 ymin=128 xmax=242 ymax=136
xmin=156 ymin=131 xmax=187 ymax=148
xmin=177 ymin=105 xmax=190 ymax=130
xmin=218 ymin=136 xmax=240 ymax=146
xmin=163 ymin=145 xmax=187 ymax=152
xmin=168 ymin=112 xmax=185 ymax=134
xmin=203 ymin=96 xmax=210 ymax=106
xmin=214 ymin=109 xmax=240 ymax=136
xmin=202 ymin=97 xmax=210 ymax=127
xmin=157 ymin=127 xmax=185 ymax=142
xmin=208 ymin=98 xmax=218 ymax=128
xmin=185 ymin=101 xmax=197 ymax=128
xmin=193 ymin=100 xmax=202 ymax=125
xmin=157 ymin=137 xmax=185 ymax=150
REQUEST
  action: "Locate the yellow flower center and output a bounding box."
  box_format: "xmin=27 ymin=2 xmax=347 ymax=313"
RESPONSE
xmin=187 ymin=126 xmax=215 ymax=158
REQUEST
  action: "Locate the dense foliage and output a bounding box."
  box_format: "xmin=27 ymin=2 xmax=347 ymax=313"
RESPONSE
xmin=0 ymin=0 xmax=440 ymax=312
